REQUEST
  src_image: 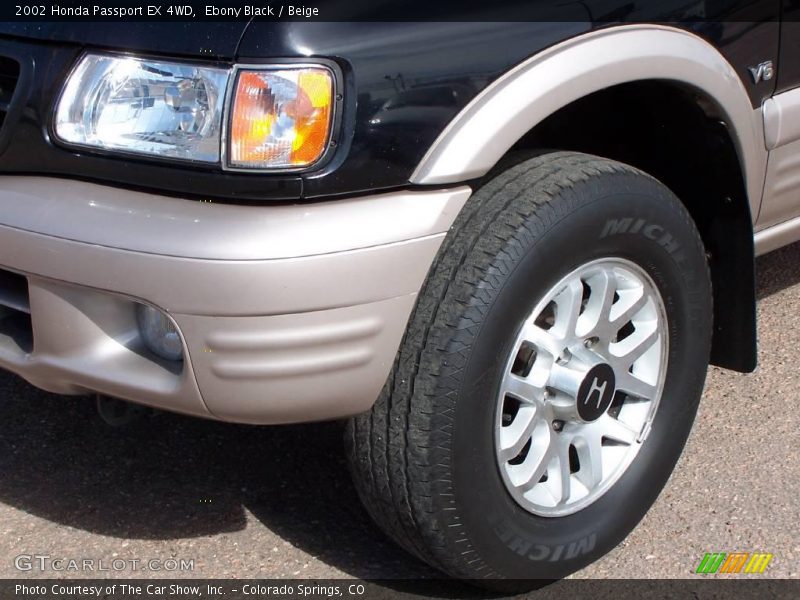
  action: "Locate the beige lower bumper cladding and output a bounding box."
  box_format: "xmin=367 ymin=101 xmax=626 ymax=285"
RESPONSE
xmin=0 ymin=177 xmax=471 ymax=423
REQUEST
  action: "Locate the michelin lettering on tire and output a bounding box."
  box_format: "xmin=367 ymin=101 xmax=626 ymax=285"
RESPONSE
xmin=600 ymin=217 xmax=681 ymax=255
xmin=493 ymin=515 xmax=598 ymax=562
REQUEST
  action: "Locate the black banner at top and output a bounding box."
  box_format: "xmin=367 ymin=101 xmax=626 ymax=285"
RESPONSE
xmin=0 ymin=0 xmax=788 ymax=22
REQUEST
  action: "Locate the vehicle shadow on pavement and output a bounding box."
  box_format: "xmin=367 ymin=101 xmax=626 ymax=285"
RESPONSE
xmin=0 ymin=374 xmax=452 ymax=584
xmin=756 ymin=241 xmax=800 ymax=301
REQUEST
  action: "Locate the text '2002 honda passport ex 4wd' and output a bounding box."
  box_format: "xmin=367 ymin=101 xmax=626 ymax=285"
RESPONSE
xmin=0 ymin=0 xmax=796 ymax=589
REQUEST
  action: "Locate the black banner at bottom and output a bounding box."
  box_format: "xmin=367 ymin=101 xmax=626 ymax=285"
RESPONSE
xmin=2 ymin=579 xmax=799 ymax=600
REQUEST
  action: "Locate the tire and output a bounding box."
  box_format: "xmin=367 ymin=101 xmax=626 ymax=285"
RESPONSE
xmin=345 ymin=151 xmax=712 ymax=589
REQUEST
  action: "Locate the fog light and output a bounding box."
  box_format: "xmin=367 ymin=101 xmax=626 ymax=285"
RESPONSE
xmin=136 ymin=304 xmax=183 ymax=362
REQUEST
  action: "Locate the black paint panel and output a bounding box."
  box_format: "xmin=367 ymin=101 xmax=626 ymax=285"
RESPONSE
xmin=0 ymin=2 xmax=782 ymax=202
xmin=778 ymin=2 xmax=800 ymax=93
xmin=0 ymin=22 xmax=247 ymax=58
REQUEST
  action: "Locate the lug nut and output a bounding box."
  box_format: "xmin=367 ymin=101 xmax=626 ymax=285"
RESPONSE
xmin=557 ymin=349 xmax=572 ymax=365
xmin=584 ymin=336 xmax=599 ymax=349
xmin=552 ymin=420 xmax=564 ymax=432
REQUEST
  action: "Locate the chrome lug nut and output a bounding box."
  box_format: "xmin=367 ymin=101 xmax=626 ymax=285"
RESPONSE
xmin=557 ymin=348 xmax=572 ymax=365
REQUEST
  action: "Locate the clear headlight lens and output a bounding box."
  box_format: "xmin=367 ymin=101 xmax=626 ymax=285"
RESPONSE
xmin=55 ymin=54 xmax=229 ymax=163
xmin=229 ymin=67 xmax=334 ymax=169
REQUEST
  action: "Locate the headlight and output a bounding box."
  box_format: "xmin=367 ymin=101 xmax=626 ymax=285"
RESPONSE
xmin=55 ymin=54 xmax=229 ymax=163
xmin=54 ymin=54 xmax=336 ymax=170
xmin=228 ymin=67 xmax=334 ymax=169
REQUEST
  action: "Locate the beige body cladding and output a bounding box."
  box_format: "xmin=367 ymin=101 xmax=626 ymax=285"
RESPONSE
xmin=0 ymin=25 xmax=790 ymax=423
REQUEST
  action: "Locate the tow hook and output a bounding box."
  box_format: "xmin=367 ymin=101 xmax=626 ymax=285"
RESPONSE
xmin=95 ymin=395 xmax=149 ymax=427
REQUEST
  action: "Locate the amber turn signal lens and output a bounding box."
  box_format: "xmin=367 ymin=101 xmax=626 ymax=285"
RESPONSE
xmin=229 ymin=67 xmax=333 ymax=169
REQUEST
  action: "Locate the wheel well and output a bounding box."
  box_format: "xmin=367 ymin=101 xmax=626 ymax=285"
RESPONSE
xmin=502 ymin=81 xmax=756 ymax=372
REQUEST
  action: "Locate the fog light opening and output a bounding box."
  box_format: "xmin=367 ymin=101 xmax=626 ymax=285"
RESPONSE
xmin=136 ymin=303 xmax=184 ymax=362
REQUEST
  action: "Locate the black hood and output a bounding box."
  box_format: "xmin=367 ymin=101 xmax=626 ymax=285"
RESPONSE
xmin=0 ymin=22 xmax=249 ymax=59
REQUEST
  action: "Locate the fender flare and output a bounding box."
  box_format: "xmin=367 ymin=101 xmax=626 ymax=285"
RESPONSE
xmin=411 ymin=24 xmax=766 ymax=219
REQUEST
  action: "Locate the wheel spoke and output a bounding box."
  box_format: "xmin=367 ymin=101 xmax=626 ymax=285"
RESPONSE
xmin=609 ymin=287 xmax=648 ymax=329
xmin=595 ymin=414 xmax=640 ymax=445
xmin=552 ymin=278 xmax=584 ymax=341
xmin=500 ymin=373 xmax=543 ymax=404
xmin=519 ymin=323 xmax=563 ymax=359
xmin=578 ymin=269 xmax=617 ymax=336
xmin=575 ymin=433 xmax=603 ymax=490
xmin=598 ymin=271 xmax=618 ymax=318
xmin=506 ymin=427 xmax=554 ymax=492
xmin=617 ymin=372 xmax=657 ymax=400
xmin=499 ymin=405 xmax=540 ymax=462
xmin=554 ymin=437 xmax=572 ymax=504
xmin=579 ymin=269 xmax=617 ymax=336
xmin=612 ymin=324 xmax=659 ymax=367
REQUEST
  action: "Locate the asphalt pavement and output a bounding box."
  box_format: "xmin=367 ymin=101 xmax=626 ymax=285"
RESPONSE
xmin=0 ymin=243 xmax=798 ymax=586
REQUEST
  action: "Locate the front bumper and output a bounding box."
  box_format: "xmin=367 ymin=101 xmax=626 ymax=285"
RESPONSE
xmin=0 ymin=177 xmax=470 ymax=424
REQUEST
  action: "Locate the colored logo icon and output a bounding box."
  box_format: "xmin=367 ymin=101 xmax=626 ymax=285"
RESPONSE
xmin=696 ymin=552 xmax=773 ymax=574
